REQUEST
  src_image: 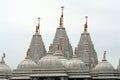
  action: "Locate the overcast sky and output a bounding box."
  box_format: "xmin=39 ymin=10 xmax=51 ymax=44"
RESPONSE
xmin=0 ymin=0 xmax=120 ymax=69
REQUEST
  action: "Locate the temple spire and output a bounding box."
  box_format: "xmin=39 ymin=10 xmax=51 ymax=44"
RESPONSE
xmin=84 ymin=16 xmax=88 ymax=32
xmin=102 ymin=51 xmax=107 ymax=61
xmin=59 ymin=6 xmax=64 ymax=26
xmin=36 ymin=17 xmax=40 ymax=33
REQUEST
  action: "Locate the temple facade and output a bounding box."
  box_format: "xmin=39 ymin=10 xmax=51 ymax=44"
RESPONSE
xmin=0 ymin=7 xmax=120 ymax=80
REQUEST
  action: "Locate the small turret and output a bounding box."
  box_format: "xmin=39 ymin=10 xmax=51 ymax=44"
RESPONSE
xmin=0 ymin=53 xmax=11 ymax=74
xmin=93 ymin=51 xmax=114 ymax=73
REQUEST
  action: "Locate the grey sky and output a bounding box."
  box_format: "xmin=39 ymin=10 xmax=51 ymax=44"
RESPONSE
xmin=0 ymin=0 xmax=119 ymax=69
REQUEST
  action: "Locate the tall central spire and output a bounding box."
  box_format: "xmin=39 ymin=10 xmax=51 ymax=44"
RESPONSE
xmin=59 ymin=6 xmax=64 ymax=26
xmin=36 ymin=17 xmax=40 ymax=33
xmin=51 ymin=6 xmax=73 ymax=59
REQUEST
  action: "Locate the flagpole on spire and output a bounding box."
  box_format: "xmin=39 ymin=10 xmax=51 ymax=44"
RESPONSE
xmin=84 ymin=16 xmax=88 ymax=32
xmin=59 ymin=6 xmax=64 ymax=26
xmin=36 ymin=17 xmax=40 ymax=33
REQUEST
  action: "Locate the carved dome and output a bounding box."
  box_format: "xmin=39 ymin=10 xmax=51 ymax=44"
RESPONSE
xmin=94 ymin=61 xmax=114 ymax=73
xmin=17 ymin=54 xmax=37 ymax=70
xmin=38 ymin=51 xmax=65 ymax=70
xmin=67 ymin=55 xmax=88 ymax=71
xmin=54 ymin=50 xmax=68 ymax=68
xmin=93 ymin=51 xmax=114 ymax=73
xmin=0 ymin=57 xmax=11 ymax=74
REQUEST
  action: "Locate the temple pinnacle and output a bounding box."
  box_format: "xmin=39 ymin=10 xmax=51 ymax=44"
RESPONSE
xmin=59 ymin=6 xmax=64 ymax=26
xmin=84 ymin=16 xmax=88 ymax=32
xmin=36 ymin=17 xmax=40 ymax=33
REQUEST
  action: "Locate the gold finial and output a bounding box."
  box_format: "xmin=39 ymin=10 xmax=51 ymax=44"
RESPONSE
xmin=36 ymin=17 xmax=40 ymax=33
xmin=84 ymin=16 xmax=88 ymax=32
xmin=102 ymin=51 xmax=107 ymax=61
xmin=59 ymin=6 xmax=64 ymax=26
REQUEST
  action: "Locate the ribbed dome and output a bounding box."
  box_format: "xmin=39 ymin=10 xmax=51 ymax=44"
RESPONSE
xmin=0 ymin=57 xmax=11 ymax=74
xmin=38 ymin=51 xmax=65 ymax=69
xmin=54 ymin=50 xmax=68 ymax=67
xmin=67 ymin=55 xmax=88 ymax=71
xmin=93 ymin=51 xmax=114 ymax=73
xmin=94 ymin=61 xmax=114 ymax=73
xmin=60 ymin=58 xmax=68 ymax=68
xmin=17 ymin=54 xmax=37 ymax=70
